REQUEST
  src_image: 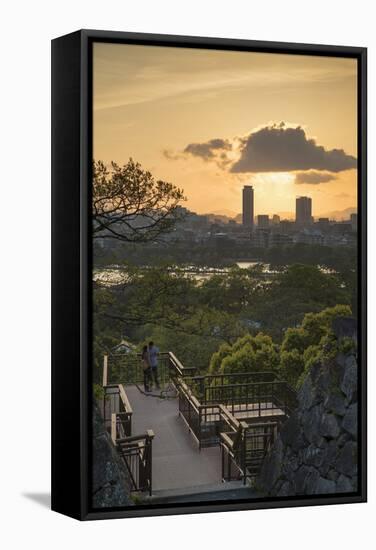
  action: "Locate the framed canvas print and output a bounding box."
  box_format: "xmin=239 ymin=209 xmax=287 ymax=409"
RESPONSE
xmin=51 ymin=30 xmax=367 ymax=520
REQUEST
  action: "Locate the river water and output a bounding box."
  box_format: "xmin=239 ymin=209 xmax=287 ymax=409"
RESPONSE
xmin=93 ymin=262 xmax=335 ymax=286
xmin=93 ymin=262 xmax=273 ymax=286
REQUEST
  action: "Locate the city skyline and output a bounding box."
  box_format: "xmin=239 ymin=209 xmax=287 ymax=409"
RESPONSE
xmin=210 ymin=187 xmax=356 ymax=223
xmin=94 ymin=43 xmax=357 ymax=217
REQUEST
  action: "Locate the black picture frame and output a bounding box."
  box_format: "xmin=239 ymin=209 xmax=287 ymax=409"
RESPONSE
xmin=51 ymin=29 xmax=367 ymax=521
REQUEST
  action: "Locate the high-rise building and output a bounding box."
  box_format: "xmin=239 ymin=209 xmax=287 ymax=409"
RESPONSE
xmin=242 ymin=185 xmax=254 ymax=229
xmin=296 ymin=196 xmax=312 ymax=226
xmin=272 ymin=214 xmax=281 ymax=225
xmin=257 ymin=214 xmax=270 ymax=228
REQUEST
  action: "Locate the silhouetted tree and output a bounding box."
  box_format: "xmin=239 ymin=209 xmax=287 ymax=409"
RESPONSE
xmin=93 ymin=158 xmax=186 ymax=242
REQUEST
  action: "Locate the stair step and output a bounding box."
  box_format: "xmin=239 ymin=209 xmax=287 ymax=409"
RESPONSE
xmin=145 ymin=481 xmax=257 ymax=504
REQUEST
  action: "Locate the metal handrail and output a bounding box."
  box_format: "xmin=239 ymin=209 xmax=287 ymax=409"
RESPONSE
xmin=115 ymin=429 xmax=155 ymax=445
xmin=115 ymin=429 xmax=154 ymax=496
xmin=177 ymin=379 xmax=201 ymax=410
xmin=203 ymin=379 xmax=290 ymax=390
xmin=220 ymin=420 xmax=278 ymax=484
xmin=192 ymin=371 xmax=277 ymax=382
xmin=104 ymin=350 xmax=196 ymax=388
xmin=218 ymin=404 xmax=240 ymax=431
xmin=103 ymin=379 xmax=154 ymax=494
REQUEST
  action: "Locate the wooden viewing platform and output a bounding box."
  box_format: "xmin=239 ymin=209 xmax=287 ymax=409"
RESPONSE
xmin=103 ymin=351 xmax=297 ymax=497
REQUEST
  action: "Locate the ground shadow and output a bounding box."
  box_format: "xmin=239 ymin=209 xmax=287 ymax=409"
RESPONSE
xmin=22 ymin=492 xmax=51 ymax=509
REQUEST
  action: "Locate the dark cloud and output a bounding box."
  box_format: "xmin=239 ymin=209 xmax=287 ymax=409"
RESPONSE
xmin=184 ymin=138 xmax=232 ymax=161
xmin=295 ymin=171 xmax=338 ymax=184
xmin=230 ymin=123 xmax=357 ymax=173
xmin=162 ymin=149 xmax=184 ymax=161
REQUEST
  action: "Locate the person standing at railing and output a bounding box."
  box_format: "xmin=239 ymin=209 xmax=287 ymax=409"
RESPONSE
xmin=141 ymin=345 xmax=152 ymax=392
xmin=148 ymin=341 xmax=160 ymax=390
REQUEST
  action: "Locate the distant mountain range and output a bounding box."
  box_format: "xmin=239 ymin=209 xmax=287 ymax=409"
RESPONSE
xmin=210 ymin=209 xmax=239 ymax=217
xmin=203 ymin=211 xmax=237 ymax=223
xmin=319 ymin=207 xmax=357 ymax=221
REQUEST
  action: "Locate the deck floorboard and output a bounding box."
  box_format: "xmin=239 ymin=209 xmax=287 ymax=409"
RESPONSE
xmin=125 ymin=385 xmax=222 ymax=491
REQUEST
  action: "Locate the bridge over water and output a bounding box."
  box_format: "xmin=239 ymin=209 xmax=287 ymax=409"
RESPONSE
xmin=102 ymin=352 xmax=297 ymax=501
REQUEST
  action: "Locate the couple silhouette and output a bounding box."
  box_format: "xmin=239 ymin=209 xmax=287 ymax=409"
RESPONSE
xmin=141 ymin=341 xmax=160 ymax=392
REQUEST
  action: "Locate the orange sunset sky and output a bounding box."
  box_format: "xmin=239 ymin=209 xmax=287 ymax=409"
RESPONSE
xmin=93 ymin=43 xmax=357 ymax=219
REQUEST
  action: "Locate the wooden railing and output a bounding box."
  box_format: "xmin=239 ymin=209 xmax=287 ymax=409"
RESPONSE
xmin=220 ymin=417 xmax=277 ymax=484
xmin=242 ymin=422 xmax=277 ymax=479
xmin=174 ymin=371 xmax=296 ymax=450
xmin=103 ymin=381 xmax=153 ymax=494
xmin=103 ymin=383 xmax=132 ymax=435
xmin=191 ymin=371 xmax=277 ymax=395
xmin=177 ymin=378 xmax=202 ymax=444
xmin=188 ymin=372 xmax=297 ymax=415
xmin=102 ymin=350 xmax=297 ymax=486
xmin=201 ymin=379 xmax=297 ymax=419
xmin=104 ymin=351 xmax=197 ymax=388
xmin=173 ymin=366 xmax=293 ymax=481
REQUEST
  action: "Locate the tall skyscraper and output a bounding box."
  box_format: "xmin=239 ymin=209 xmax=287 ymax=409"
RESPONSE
xmin=242 ymin=185 xmax=254 ymax=228
xmin=296 ymin=196 xmax=312 ymax=226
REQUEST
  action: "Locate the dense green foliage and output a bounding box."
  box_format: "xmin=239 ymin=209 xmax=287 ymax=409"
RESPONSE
xmin=93 ymin=258 xmax=355 ymax=385
xmin=250 ymin=264 xmax=351 ymax=336
xmin=209 ymin=333 xmax=279 ymax=375
xmin=208 ymin=305 xmax=352 ymax=388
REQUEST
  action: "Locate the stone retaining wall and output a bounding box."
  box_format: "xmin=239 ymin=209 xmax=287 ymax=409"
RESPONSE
xmin=92 ymin=403 xmax=133 ymax=508
xmin=258 ymin=318 xmax=358 ymax=497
